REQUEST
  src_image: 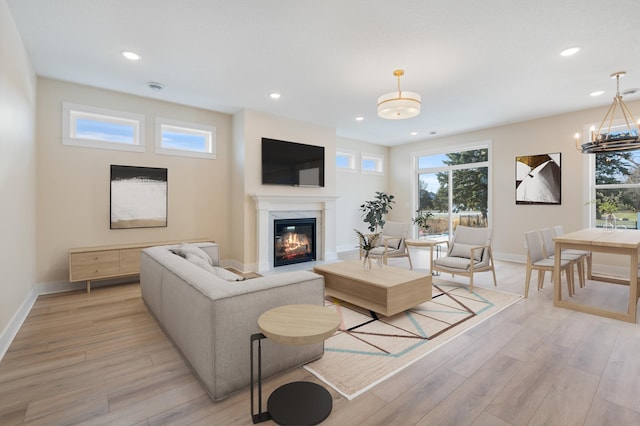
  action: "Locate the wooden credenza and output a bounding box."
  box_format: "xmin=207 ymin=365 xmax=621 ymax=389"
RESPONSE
xmin=69 ymin=238 xmax=213 ymax=292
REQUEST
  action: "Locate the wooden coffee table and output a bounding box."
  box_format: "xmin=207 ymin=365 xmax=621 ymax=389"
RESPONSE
xmin=313 ymin=260 xmax=432 ymax=316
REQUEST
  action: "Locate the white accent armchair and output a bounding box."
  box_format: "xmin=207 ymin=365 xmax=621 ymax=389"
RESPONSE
xmin=431 ymin=225 xmax=497 ymax=292
xmin=368 ymin=221 xmax=413 ymax=269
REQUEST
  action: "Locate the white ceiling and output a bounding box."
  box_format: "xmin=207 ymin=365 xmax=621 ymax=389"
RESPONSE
xmin=7 ymin=0 xmax=640 ymax=146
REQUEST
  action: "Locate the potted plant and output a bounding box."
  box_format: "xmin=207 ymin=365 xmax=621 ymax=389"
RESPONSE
xmin=411 ymin=210 xmax=433 ymax=237
xmin=359 ymin=192 xmax=395 ymax=233
xmin=592 ymin=193 xmax=631 ymax=229
xmin=354 ymin=229 xmax=381 ymax=270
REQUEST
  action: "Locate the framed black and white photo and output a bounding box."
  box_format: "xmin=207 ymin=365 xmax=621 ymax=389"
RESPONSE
xmin=515 ymin=153 xmax=561 ymax=205
xmin=110 ymin=165 xmax=168 ymax=229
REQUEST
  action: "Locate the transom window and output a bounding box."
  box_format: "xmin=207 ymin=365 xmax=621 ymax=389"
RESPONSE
xmin=62 ymin=102 xmax=144 ymax=152
xmin=362 ymin=153 xmax=383 ymax=174
xmin=155 ymin=118 xmax=216 ymax=159
xmin=336 ymin=150 xmax=357 ymax=171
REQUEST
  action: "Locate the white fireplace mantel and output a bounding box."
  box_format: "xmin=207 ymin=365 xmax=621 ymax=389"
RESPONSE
xmin=252 ymin=194 xmax=338 ymax=272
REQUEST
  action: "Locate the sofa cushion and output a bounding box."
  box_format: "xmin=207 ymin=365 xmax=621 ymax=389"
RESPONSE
xmin=185 ymin=253 xmax=217 ymax=273
xmin=173 ymin=243 xmax=213 ymax=264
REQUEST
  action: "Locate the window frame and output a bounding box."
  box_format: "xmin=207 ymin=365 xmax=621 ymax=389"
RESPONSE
xmin=414 ymin=142 xmax=492 ymax=238
xmin=584 ymin=120 xmax=640 ymax=229
xmin=155 ymin=118 xmax=216 ymax=159
xmin=361 ymin=152 xmax=384 ymax=175
xmin=62 ymin=102 xmax=145 ymax=152
xmin=336 ymin=149 xmax=358 ymax=172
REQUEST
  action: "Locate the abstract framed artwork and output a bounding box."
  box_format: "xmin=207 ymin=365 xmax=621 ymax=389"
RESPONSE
xmin=515 ymin=153 xmax=561 ymax=205
xmin=110 ymin=165 xmax=168 ymax=229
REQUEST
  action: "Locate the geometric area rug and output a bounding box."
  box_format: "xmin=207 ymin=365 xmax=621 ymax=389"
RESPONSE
xmin=303 ymin=280 xmax=523 ymax=400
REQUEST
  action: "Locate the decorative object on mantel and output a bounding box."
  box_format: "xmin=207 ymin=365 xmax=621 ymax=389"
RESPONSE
xmin=359 ymin=191 xmax=396 ymax=232
xmin=578 ymin=71 xmax=640 ymax=154
xmin=411 ymin=210 xmax=433 ymax=238
xmin=355 ymin=229 xmax=381 ymax=270
xmin=377 ymin=70 xmax=421 ymax=119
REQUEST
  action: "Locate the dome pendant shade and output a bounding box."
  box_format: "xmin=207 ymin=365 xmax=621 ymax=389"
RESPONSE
xmin=377 ymin=70 xmax=421 ymax=119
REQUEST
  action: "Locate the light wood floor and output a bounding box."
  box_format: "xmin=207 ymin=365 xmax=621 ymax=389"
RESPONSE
xmin=2 ymin=250 xmax=640 ymax=425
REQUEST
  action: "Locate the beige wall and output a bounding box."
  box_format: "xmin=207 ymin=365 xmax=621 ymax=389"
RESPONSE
xmin=389 ymin=99 xmax=640 ymax=263
xmin=36 ymin=78 xmax=233 ymax=285
xmin=232 ymin=110 xmax=337 ymax=270
xmin=335 ymin=137 xmax=390 ymax=251
xmin=0 ymin=0 xmax=37 ymax=337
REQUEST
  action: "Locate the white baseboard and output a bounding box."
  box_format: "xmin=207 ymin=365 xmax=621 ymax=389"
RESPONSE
xmin=0 ymin=288 xmax=37 ymax=362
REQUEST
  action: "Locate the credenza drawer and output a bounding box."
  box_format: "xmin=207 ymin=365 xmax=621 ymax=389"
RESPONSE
xmin=70 ymin=250 xmax=120 ymax=266
xmin=71 ymin=262 xmax=121 ymax=281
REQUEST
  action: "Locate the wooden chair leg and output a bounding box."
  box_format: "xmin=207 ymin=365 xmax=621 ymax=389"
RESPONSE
xmin=537 ymin=270 xmax=545 ymax=291
xmin=577 ymin=260 xmax=585 ymax=289
xmin=525 ymin=266 xmax=532 ymax=298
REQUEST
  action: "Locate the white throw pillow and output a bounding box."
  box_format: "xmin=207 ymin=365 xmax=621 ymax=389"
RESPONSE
xmin=185 ymin=253 xmax=217 ymax=273
xmin=173 ymin=243 xmax=213 ymax=265
xmin=450 ymin=243 xmax=483 ymax=261
xmin=377 ymin=237 xmax=401 ymax=250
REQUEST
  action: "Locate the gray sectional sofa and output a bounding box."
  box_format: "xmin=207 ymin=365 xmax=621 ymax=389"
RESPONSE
xmin=139 ymin=242 xmax=325 ymax=400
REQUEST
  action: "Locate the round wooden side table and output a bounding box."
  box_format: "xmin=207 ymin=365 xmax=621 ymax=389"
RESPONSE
xmin=251 ymin=304 xmax=340 ymax=425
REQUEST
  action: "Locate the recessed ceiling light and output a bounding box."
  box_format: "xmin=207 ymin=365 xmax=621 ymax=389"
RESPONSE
xmin=148 ymin=82 xmax=164 ymax=91
xmin=410 ymin=131 xmax=418 ymax=135
xmin=355 ymin=116 xmax=364 ymax=121
xmin=429 ymin=131 xmax=437 ymax=135
xmin=560 ymin=47 xmax=581 ymax=57
xmin=269 ymin=92 xmax=281 ymax=100
xmin=589 ymin=90 xmax=605 ymax=97
xmin=121 ymin=50 xmax=141 ymax=61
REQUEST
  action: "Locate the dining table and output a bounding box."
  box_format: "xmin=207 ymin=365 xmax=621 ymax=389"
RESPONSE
xmin=553 ymin=227 xmax=640 ymax=323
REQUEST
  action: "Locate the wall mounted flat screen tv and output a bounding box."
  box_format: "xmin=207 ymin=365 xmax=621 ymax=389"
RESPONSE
xmin=261 ymin=138 xmax=325 ymax=187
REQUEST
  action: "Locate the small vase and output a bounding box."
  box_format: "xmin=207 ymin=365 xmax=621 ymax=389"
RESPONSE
xmin=605 ymin=213 xmax=616 ymax=231
xmin=363 ymin=255 xmax=372 ymax=270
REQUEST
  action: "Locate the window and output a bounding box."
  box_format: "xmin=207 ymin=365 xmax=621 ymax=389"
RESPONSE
xmin=63 ymin=102 xmax=144 ymax=152
xmin=415 ymin=146 xmax=490 ymax=238
xmin=590 ymin=150 xmax=640 ymax=229
xmin=336 ymin=150 xmax=357 ymax=172
xmin=361 ymin=153 xmax=383 ymax=174
xmin=155 ymin=118 xmax=216 ymax=159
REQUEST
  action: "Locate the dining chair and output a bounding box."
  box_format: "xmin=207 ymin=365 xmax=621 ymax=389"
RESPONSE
xmin=553 ymin=225 xmax=592 ymax=280
xmin=540 ymin=227 xmax=585 ymax=292
xmin=524 ymin=230 xmax=574 ymax=298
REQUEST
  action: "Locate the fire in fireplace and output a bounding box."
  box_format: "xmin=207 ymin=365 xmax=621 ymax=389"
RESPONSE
xmin=274 ymin=218 xmax=316 ymax=267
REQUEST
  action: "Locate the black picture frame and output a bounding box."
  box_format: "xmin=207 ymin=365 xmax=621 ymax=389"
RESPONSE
xmin=110 ymin=165 xmax=168 ymax=229
xmin=515 ymin=153 xmax=561 ymax=205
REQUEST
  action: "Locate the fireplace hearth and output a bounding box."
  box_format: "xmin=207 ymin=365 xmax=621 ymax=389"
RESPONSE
xmin=274 ymin=218 xmax=316 ymax=267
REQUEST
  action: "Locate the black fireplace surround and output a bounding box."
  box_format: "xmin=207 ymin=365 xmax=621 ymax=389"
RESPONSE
xmin=274 ymin=218 xmax=316 ymax=267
